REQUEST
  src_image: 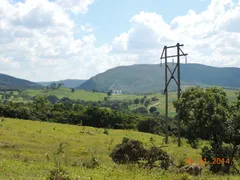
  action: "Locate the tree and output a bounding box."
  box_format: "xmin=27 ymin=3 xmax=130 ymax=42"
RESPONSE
xmin=107 ymin=90 xmax=113 ymax=96
xmin=71 ymin=88 xmax=75 ymax=93
xmin=50 ymin=82 xmax=57 ymax=90
xmin=144 ymin=99 xmax=151 ymax=107
xmin=134 ymin=98 xmax=140 ymax=104
xmin=149 ymin=106 xmax=157 ymax=113
xmin=223 ymin=111 xmax=240 ymax=173
xmin=137 ymin=117 xmax=163 ymax=134
xmin=151 ymin=96 xmax=159 ymax=101
xmin=173 ymin=87 xmax=229 ymax=146
xmin=57 ymin=83 xmax=64 ymax=89
xmin=132 ymin=107 xmax=148 ymax=114
xmin=47 ymin=95 xmax=59 ymax=104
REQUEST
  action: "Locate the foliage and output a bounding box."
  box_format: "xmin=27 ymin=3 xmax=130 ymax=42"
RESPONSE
xmin=82 ymin=155 xmax=100 ymax=169
xmin=132 ymin=107 xmax=148 ymax=114
xmin=1 ymin=117 xmax=240 ymax=179
xmin=144 ymin=99 xmax=151 ymax=107
xmin=110 ymin=138 xmax=172 ymax=170
xmin=144 ymin=146 xmax=172 ymax=170
xmin=107 ymin=90 xmax=113 ymax=96
xmin=173 ymin=87 xmax=229 ymax=146
xmin=47 ymin=95 xmax=59 ymax=104
xmin=76 ymin=64 xmax=240 ymax=93
xmin=175 ymin=87 xmax=240 ymax=174
xmin=137 ymin=118 xmax=164 ymax=135
xmin=103 ymin=128 xmax=109 ymax=135
xmin=134 ymin=98 xmax=140 ymax=104
xmin=149 ymin=106 xmax=157 ymax=113
xmin=47 ymin=166 xmax=71 ymax=180
xmin=110 ymin=137 xmax=147 ymax=164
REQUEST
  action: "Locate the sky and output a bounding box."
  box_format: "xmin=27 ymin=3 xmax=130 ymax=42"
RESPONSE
xmin=0 ymin=0 xmax=240 ymax=82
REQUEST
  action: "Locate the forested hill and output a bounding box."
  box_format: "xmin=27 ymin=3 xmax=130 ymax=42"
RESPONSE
xmin=0 ymin=73 xmax=43 ymax=89
xmin=77 ymin=63 xmax=240 ymax=93
xmin=37 ymin=79 xmax=86 ymax=88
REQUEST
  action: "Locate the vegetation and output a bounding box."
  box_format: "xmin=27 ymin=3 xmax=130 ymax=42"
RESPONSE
xmin=1 ymin=118 xmax=239 ymax=179
xmin=0 ymin=85 xmax=240 ymax=178
xmin=0 ymin=73 xmax=42 ymax=89
xmin=173 ymin=87 xmax=240 ymax=174
xmin=77 ymin=64 xmax=240 ymax=93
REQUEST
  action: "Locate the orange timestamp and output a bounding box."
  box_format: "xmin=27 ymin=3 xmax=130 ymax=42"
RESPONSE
xmin=185 ymin=157 xmax=230 ymax=165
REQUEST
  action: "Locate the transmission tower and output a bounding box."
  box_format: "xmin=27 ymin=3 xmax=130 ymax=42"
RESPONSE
xmin=160 ymin=43 xmax=188 ymax=147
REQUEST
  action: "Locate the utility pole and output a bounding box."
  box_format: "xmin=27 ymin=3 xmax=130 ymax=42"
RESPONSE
xmin=160 ymin=43 xmax=188 ymax=146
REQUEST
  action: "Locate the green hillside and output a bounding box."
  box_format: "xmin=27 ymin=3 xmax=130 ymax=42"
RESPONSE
xmin=38 ymin=79 xmax=86 ymax=88
xmin=77 ymin=63 xmax=240 ymax=93
xmin=23 ymin=87 xmax=106 ymax=101
xmin=0 ymin=118 xmax=239 ymax=179
xmin=0 ymin=73 xmax=43 ymax=89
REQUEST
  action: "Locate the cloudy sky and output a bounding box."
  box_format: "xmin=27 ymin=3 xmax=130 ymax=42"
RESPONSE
xmin=0 ymin=0 xmax=240 ymax=82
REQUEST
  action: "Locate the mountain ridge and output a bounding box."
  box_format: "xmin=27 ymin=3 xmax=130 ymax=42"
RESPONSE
xmin=0 ymin=73 xmax=43 ymax=89
xmin=37 ymin=79 xmax=86 ymax=88
xmin=77 ymin=63 xmax=240 ymax=93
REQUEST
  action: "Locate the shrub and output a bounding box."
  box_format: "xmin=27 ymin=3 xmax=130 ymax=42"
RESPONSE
xmin=110 ymin=137 xmax=146 ymax=164
xmin=82 ymin=155 xmax=100 ymax=169
xmin=103 ymin=128 xmax=109 ymax=135
xmin=47 ymin=166 xmax=71 ymax=180
xmin=110 ymin=137 xmax=172 ymax=170
xmin=144 ymin=146 xmax=172 ymax=170
xmin=137 ymin=118 xmax=163 ymax=134
xmin=201 ymin=145 xmax=231 ymax=173
xmin=149 ymin=106 xmax=157 ymax=113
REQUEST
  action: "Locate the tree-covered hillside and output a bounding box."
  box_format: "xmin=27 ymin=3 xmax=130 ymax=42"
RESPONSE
xmin=0 ymin=73 xmax=43 ymax=89
xmin=77 ymin=64 xmax=240 ymax=93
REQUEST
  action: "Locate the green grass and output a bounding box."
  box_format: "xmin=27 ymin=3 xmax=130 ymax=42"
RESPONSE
xmin=0 ymin=118 xmax=239 ymax=179
xmin=22 ymin=88 xmax=107 ymax=101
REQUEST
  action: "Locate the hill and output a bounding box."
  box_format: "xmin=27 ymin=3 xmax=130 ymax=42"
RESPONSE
xmin=37 ymin=79 xmax=86 ymax=88
xmin=0 ymin=73 xmax=43 ymax=89
xmin=77 ymin=64 xmax=240 ymax=93
xmin=0 ymin=118 xmax=239 ymax=179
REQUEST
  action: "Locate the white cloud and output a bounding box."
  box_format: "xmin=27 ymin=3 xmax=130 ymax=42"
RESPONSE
xmin=0 ymin=0 xmax=240 ymax=82
xmin=56 ymin=0 xmax=94 ymax=14
xmin=110 ymin=0 xmax=240 ymax=67
xmin=80 ymin=23 xmax=94 ymax=33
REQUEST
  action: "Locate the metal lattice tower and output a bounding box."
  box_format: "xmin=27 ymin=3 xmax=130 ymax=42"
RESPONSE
xmin=160 ymin=43 xmax=188 ymax=147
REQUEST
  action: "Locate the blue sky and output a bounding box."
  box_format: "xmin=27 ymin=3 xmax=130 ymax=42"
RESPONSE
xmin=75 ymin=0 xmax=211 ymax=46
xmin=0 ymin=0 xmax=240 ymax=81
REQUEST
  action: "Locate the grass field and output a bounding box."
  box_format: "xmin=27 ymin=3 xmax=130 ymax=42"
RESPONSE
xmin=22 ymin=88 xmax=107 ymax=101
xmin=0 ymin=118 xmax=239 ymax=179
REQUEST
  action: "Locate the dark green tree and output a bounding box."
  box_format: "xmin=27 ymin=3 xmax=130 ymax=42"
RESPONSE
xmin=107 ymin=90 xmax=113 ymax=96
xmin=149 ymin=106 xmax=157 ymax=113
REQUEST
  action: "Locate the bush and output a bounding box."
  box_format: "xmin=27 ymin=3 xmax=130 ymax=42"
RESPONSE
xmin=103 ymin=128 xmax=109 ymax=135
xmin=200 ymin=145 xmax=231 ymax=173
xmin=82 ymin=155 xmax=100 ymax=169
xmin=149 ymin=106 xmax=157 ymax=113
xmin=137 ymin=118 xmax=163 ymax=134
xmin=110 ymin=137 xmax=172 ymax=170
xmin=110 ymin=137 xmax=146 ymax=164
xmin=144 ymin=146 xmax=172 ymax=170
xmin=47 ymin=166 xmax=71 ymax=180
